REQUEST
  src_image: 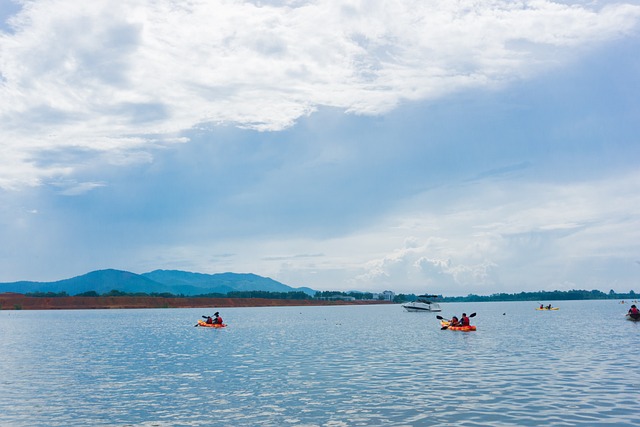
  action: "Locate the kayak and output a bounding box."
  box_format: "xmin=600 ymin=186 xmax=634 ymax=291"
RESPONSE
xmin=536 ymin=307 xmax=559 ymax=310
xmin=441 ymin=320 xmax=476 ymax=331
xmin=197 ymin=320 xmax=227 ymax=328
xmin=625 ymin=313 xmax=640 ymax=321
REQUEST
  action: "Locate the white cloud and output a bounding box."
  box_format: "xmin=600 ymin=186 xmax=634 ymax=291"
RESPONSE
xmin=55 ymin=181 xmax=107 ymax=196
xmin=1 ymin=0 xmax=640 ymax=188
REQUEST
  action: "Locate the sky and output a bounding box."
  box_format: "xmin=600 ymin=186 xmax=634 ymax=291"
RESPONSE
xmin=1 ymin=0 xmax=639 ymax=296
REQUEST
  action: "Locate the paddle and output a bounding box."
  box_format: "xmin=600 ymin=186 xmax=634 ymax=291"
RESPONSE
xmin=438 ymin=313 xmax=476 ymax=330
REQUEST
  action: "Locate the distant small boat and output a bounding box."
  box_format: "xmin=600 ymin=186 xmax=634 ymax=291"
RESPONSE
xmin=402 ymin=294 xmax=442 ymax=312
xmin=536 ymin=307 xmax=559 ymax=311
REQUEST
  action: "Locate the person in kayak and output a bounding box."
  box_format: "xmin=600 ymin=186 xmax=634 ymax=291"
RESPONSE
xmin=460 ymin=313 xmax=470 ymax=327
xmin=203 ymin=315 xmax=214 ymax=324
xmin=213 ymin=312 xmax=223 ymax=325
xmin=540 ymin=304 xmax=544 ymax=309
xmin=629 ymin=305 xmax=639 ymax=315
xmin=449 ymin=316 xmax=460 ymax=326
xmin=546 ymin=304 xmax=552 ymax=310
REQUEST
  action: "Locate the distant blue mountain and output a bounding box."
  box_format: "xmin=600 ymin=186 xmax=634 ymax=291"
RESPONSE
xmin=0 ymin=269 xmax=317 ymax=296
xmin=141 ymin=269 xmax=316 ymax=296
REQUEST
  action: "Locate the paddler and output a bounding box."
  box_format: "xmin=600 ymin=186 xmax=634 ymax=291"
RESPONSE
xmin=629 ymin=305 xmax=639 ymax=315
xmin=460 ymin=313 xmax=470 ymax=327
xmin=213 ymin=312 xmax=223 ymax=325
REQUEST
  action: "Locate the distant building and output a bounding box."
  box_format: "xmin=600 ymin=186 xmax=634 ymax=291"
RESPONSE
xmin=373 ymin=290 xmax=395 ymax=301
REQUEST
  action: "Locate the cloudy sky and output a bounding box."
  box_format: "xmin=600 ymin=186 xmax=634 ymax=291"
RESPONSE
xmin=1 ymin=0 xmax=639 ymax=296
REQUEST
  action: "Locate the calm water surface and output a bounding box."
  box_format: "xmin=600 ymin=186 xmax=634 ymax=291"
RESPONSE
xmin=1 ymin=300 xmax=638 ymax=426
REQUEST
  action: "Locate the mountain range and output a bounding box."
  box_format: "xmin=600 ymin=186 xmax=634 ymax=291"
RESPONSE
xmin=0 ymin=269 xmax=317 ymax=296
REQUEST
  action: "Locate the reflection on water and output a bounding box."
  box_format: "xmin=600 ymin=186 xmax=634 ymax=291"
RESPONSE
xmin=1 ymin=300 xmax=638 ymax=426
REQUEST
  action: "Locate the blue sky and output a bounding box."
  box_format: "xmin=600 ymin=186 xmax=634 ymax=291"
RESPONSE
xmin=1 ymin=0 xmax=639 ymax=296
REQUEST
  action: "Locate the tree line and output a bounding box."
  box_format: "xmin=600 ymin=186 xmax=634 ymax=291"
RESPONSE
xmin=395 ymin=289 xmax=637 ymax=303
xmin=24 ymin=290 xmax=314 ymax=300
xmin=313 ymin=291 xmax=376 ymax=300
xmin=24 ymin=290 xmax=378 ymax=300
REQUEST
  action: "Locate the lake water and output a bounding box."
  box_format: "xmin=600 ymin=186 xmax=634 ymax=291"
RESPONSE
xmin=0 ymin=300 xmax=638 ymax=426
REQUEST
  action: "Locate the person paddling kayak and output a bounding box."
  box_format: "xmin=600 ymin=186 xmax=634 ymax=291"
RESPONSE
xmin=460 ymin=313 xmax=471 ymax=327
xmin=213 ymin=312 xmax=223 ymax=325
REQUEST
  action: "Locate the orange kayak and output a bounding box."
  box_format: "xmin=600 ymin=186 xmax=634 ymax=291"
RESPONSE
xmin=197 ymin=320 xmax=227 ymax=328
xmin=441 ymin=320 xmax=476 ymax=331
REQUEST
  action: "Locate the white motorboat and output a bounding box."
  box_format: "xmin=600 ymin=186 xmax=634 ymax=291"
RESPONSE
xmin=402 ymin=294 xmax=442 ymax=312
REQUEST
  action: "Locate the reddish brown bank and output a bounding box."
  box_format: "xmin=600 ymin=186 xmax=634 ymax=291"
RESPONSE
xmin=0 ymin=293 xmax=391 ymax=310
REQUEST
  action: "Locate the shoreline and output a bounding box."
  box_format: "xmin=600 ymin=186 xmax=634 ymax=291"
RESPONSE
xmin=0 ymin=293 xmax=393 ymax=310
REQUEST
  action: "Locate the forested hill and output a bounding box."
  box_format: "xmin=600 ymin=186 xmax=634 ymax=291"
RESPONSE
xmin=439 ymin=289 xmax=637 ymax=303
xmin=0 ymin=269 xmax=316 ymax=296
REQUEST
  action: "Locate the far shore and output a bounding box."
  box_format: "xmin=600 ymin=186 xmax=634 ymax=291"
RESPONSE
xmin=0 ymin=293 xmax=393 ymax=310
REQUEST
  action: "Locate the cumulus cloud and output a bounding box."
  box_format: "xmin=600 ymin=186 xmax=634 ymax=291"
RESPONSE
xmin=353 ymin=241 xmax=500 ymax=294
xmin=1 ymin=0 xmax=640 ymax=188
